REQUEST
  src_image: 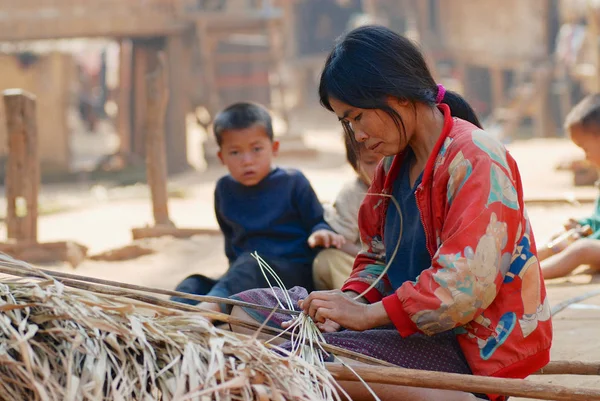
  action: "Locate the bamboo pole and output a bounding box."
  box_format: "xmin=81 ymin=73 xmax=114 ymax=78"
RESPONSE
xmin=537 ymin=360 xmax=600 ymax=375
xmin=326 ymin=364 xmax=600 ymax=401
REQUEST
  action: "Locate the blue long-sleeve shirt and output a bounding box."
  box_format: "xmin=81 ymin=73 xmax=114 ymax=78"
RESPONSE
xmin=214 ymin=167 xmax=332 ymax=266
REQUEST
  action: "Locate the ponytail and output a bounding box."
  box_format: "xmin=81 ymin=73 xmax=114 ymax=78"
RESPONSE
xmin=440 ymin=90 xmax=483 ymax=129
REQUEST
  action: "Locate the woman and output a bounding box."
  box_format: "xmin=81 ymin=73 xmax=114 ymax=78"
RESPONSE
xmin=230 ymin=26 xmax=552 ymax=401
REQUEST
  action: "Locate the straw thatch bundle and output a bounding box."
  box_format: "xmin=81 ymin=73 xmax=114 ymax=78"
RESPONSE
xmin=0 ymin=277 xmax=339 ymax=400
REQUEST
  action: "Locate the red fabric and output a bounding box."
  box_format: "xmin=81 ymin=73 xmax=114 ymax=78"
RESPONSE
xmin=342 ymin=104 xmax=552 ymax=384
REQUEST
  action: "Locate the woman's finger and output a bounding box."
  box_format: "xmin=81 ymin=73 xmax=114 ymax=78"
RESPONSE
xmin=301 ymin=291 xmax=336 ymax=312
xmin=314 ymin=306 xmax=333 ymax=324
xmin=308 ymin=299 xmax=330 ymax=321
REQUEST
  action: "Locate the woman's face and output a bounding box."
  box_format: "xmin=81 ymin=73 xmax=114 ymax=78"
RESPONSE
xmin=329 ymin=97 xmax=414 ymax=157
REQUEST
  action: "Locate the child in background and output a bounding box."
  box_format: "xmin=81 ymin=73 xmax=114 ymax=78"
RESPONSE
xmin=172 ymin=102 xmax=345 ymax=311
xmin=541 ymin=94 xmax=600 ymax=279
xmin=313 ymin=135 xmax=383 ymax=290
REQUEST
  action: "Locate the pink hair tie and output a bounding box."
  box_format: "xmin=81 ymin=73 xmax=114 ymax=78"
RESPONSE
xmin=435 ymin=84 xmax=446 ymax=104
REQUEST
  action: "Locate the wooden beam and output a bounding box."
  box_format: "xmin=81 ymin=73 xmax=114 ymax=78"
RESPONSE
xmin=326 ymin=363 xmax=600 ymax=401
xmin=131 ymin=225 xmax=220 ymax=240
xmin=0 ymin=241 xmax=88 ymax=268
xmin=3 ymin=89 xmax=39 ymax=243
xmin=165 ymin=33 xmax=190 ymax=174
xmin=144 ymin=50 xmax=172 ymax=226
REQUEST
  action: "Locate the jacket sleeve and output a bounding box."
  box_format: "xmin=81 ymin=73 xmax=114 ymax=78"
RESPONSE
xmin=293 ymin=172 xmax=333 ymax=234
xmin=382 ymin=148 xmax=522 ymax=337
xmin=341 ymin=163 xmax=393 ymax=304
xmin=214 ymin=184 xmax=236 ymax=264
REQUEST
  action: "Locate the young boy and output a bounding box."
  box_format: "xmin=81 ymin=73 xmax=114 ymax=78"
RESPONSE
xmin=313 ymin=135 xmax=383 ymax=290
xmin=191 ymin=102 xmax=344 ymax=312
xmin=541 ymin=94 xmax=600 ymax=279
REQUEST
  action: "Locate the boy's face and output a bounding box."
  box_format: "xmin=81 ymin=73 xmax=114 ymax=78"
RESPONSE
xmin=218 ymin=125 xmax=279 ymax=186
xmin=570 ymin=127 xmax=600 ymax=168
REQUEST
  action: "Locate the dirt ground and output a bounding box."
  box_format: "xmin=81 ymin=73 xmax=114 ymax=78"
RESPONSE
xmin=5 ymin=127 xmax=600 ymax=400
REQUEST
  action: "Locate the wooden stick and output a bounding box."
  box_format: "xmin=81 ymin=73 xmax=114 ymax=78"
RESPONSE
xmin=326 ymin=363 xmax=600 ymax=401
xmin=551 ymin=289 xmax=600 ymax=316
xmin=537 ymin=360 xmax=600 ymax=375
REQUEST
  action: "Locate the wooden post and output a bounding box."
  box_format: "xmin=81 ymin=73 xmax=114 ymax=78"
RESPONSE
xmin=3 ymin=90 xmax=39 ymax=243
xmin=490 ymin=67 xmax=505 ymax=111
xmin=144 ymin=51 xmax=173 ymax=226
xmin=587 ymin=1 xmax=600 ymax=92
xmin=132 ymin=42 xmax=149 ymax=158
xmin=165 ymin=32 xmax=190 ymax=174
xmin=117 ymin=39 xmax=133 ymax=155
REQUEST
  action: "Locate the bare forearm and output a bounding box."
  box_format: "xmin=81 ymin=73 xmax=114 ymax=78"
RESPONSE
xmin=340 ymin=241 xmax=362 ymax=257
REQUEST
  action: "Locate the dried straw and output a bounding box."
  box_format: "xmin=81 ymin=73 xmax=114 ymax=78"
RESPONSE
xmin=0 ymin=273 xmax=342 ymax=399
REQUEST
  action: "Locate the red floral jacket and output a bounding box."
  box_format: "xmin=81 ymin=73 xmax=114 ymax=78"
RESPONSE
xmin=342 ymin=105 xmax=552 ymax=399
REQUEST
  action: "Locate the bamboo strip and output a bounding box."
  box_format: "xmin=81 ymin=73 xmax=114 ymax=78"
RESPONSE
xmin=0 ymin=262 xmax=390 ymax=367
xmin=0 ymin=263 xmax=298 ymax=315
xmin=326 ymin=363 xmax=600 ymax=401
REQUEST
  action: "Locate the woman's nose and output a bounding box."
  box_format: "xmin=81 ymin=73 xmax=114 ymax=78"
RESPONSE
xmin=354 ymin=130 xmax=368 ymax=143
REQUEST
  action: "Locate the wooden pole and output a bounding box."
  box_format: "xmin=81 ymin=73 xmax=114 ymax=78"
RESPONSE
xmin=490 ymin=67 xmax=505 ymax=112
xmin=537 ymin=360 xmax=600 ymax=375
xmin=3 ymin=89 xmax=39 ymax=243
xmin=326 ymin=364 xmax=600 ymax=401
xmin=587 ymin=0 xmax=600 ymax=92
xmin=117 ymin=39 xmax=133 ymax=155
xmin=165 ymin=33 xmax=190 ymax=174
xmin=144 ymin=51 xmax=173 ymax=226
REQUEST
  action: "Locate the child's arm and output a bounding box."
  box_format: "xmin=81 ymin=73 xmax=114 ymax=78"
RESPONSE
xmin=339 ymin=241 xmax=362 ymax=257
xmin=324 ymin=180 xmax=365 ymax=246
xmin=293 ymin=172 xmax=345 ymax=248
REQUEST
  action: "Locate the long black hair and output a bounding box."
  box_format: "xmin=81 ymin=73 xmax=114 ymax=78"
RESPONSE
xmin=319 ymin=25 xmax=482 ymax=145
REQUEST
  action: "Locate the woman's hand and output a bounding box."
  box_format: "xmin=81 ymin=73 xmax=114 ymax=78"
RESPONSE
xmin=298 ymin=290 xmax=390 ymax=332
xmin=308 ymin=230 xmax=345 ymax=249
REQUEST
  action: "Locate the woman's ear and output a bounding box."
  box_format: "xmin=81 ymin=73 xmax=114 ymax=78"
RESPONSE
xmin=386 ymin=96 xmax=410 ymax=108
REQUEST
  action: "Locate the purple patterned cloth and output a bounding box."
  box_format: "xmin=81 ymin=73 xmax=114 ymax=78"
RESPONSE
xmin=230 ymin=286 xmax=473 ymax=374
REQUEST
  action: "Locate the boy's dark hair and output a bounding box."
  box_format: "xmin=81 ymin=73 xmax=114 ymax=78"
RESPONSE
xmin=318 ymin=25 xmax=482 ymax=148
xmin=212 ymin=102 xmax=273 ymax=146
xmin=565 ymin=94 xmax=600 ymax=134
